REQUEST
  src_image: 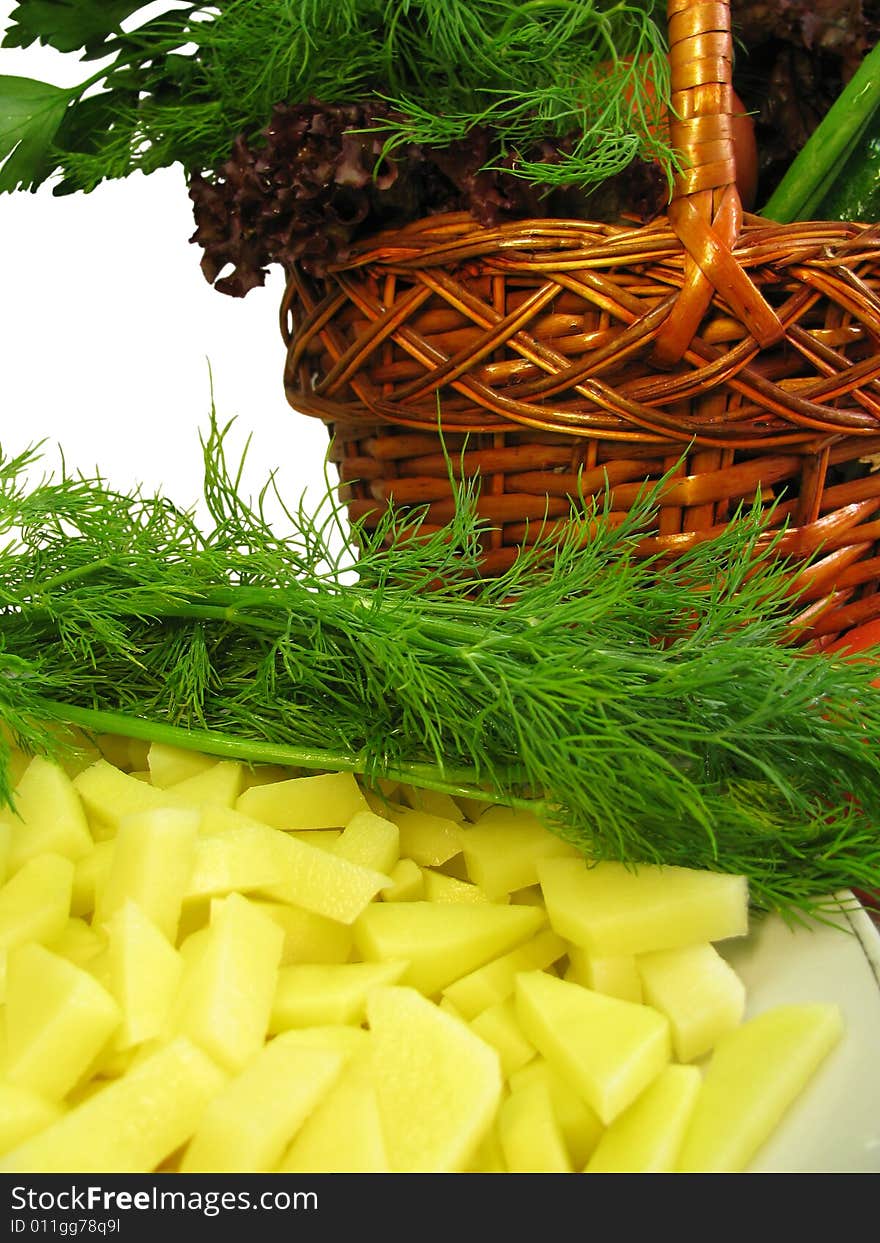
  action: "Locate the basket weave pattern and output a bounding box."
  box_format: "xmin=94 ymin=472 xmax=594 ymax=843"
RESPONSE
xmin=280 ymin=0 xmax=880 ymax=643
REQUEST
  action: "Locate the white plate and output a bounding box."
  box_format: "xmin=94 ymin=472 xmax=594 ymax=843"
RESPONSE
xmin=719 ymin=894 xmax=880 ymax=1173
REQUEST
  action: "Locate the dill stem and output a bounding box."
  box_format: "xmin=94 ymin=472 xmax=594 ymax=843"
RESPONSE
xmin=35 ymin=697 xmax=539 ymax=810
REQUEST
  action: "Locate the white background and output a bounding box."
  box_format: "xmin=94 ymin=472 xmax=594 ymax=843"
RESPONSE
xmin=0 ymin=2 xmax=335 ymax=516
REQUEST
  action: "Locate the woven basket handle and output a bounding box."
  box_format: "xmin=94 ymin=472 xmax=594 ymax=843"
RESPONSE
xmin=653 ymin=0 xmax=783 ymax=364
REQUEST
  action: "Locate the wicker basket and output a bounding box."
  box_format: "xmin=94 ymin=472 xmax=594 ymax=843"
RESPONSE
xmin=279 ymin=0 xmax=880 ymax=646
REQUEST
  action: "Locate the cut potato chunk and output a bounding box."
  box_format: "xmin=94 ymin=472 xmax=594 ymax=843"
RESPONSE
xmin=4 ymin=943 xmax=120 ymax=1100
xmin=398 ymin=785 xmax=465 ymax=822
xmin=166 ymin=761 xmax=245 ymax=809
xmin=94 ymin=807 xmax=199 ymax=942
xmin=515 ymin=969 xmax=670 ymax=1125
xmin=637 ymin=942 xmax=746 ymax=1062
xmin=389 ymin=807 xmax=462 ymax=866
xmin=676 ymin=1003 xmax=844 ymax=1173
xmin=380 ymin=857 xmax=424 ymax=902
xmin=565 ymin=945 xmax=643 ymax=1003
xmin=255 ymin=835 xmax=390 ymax=925
xmin=333 ymin=810 xmax=399 ymax=874
xmin=0 ymin=853 xmax=73 ymax=953
xmin=508 ymin=1057 xmax=604 ymax=1169
xmin=166 ymin=892 xmax=283 ymax=1072
xmin=269 ymin=960 xmax=408 ymax=1032
xmin=458 ymin=806 xmax=580 ymax=899
xmin=585 ymin=1064 xmax=701 ymax=1172
xmin=499 ymin=1074 xmax=572 ymax=1173
xmin=538 ymin=858 xmax=749 ymax=956
xmin=236 ymin=771 xmax=369 ymax=830
xmin=72 ymin=760 xmax=167 ymax=839
xmin=1 ymin=756 xmax=93 ymax=872
xmin=354 ymin=901 xmax=545 ymax=997
xmin=366 ymin=985 xmax=502 ymax=1172
xmin=180 ymin=1035 xmax=348 ymax=1173
xmin=441 ymin=927 xmax=567 ymax=1020
xmin=253 ymin=900 xmax=352 ymax=966
xmin=421 ymin=869 xmax=492 ymax=904
xmin=470 ymin=997 xmax=536 ymax=1078
xmin=278 ymin=1045 xmax=389 ymax=1173
xmin=105 ymin=901 xmax=184 ymax=1050
xmin=146 ymin=742 xmax=218 ymax=789
xmin=48 ymin=917 xmax=105 ymax=968
xmin=71 ymin=842 xmax=113 ymax=919
xmin=0 ymin=1037 xmax=226 ymax=1173
xmin=0 ymin=1083 xmax=64 ymax=1157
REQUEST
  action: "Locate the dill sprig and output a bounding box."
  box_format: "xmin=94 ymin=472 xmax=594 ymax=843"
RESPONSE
xmin=2 ymin=418 xmax=880 ymax=919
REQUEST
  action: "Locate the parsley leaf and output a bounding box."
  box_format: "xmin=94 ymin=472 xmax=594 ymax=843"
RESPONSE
xmin=2 ymin=2 xmax=155 ymax=55
xmin=0 ymin=75 xmax=72 ymax=190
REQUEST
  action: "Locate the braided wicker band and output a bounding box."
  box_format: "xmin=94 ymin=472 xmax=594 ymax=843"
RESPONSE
xmin=280 ymin=0 xmax=880 ymax=644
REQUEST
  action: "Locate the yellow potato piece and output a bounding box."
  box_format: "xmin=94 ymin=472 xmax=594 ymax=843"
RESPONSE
xmin=397 ymin=784 xmax=465 ymax=822
xmin=366 ymin=985 xmax=502 ymax=1172
xmin=380 ymin=857 xmax=424 ymax=902
xmin=499 ymin=1075 xmax=572 ymax=1173
xmin=165 ymin=761 xmax=245 ymax=810
xmin=508 ymin=1057 xmax=604 ymax=1169
xmin=0 ymin=1038 xmax=226 ymax=1173
xmin=4 ymin=942 xmax=120 ymax=1101
xmin=0 ymin=853 xmax=73 ymax=954
xmin=565 ymin=944 xmax=643 ymax=1003
xmin=166 ymin=892 xmax=283 ymax=1072
xmin=442 ymin=927 xmax=567 ymax=1020
xmin=585 ymin=1064 xmax=701 ymax=1172
xmin=48 ymin=917 xmax=106 ymax=968
xmin=1 ymin=756 xmax=93 ymax=872
xmin=470 ymin=997 xmax=536 ymax=1078
xmin=146 ymin=742 xmax=218 ymax=788
xmin=333 ymin=810 xmax=400 ymax=875
xmin=676 ymin=1003 xmax=844 ymax=1173
xmin=421 ymin=869 xmax=492 ymax=904
xmin=236 ymin=770 xmax=369 ymax=829
xmin=269 ymin=959 xmax=408 ymax=1031
xmin=105 ymin=901 xmax=184 ymax=1050
xmin=70 ymin=841 xmax=113 ymax=919
xmin=72 ymin=760 xmax=168 ymax=839
xmin=388 ymin=807 xmax=462 ymax=866
xmin=180 ymin=1035 xmax=348 ymax=1173
xmin=458 ymin=806 xmax=580 ymax=899
xmin=354 ymin=900 xmax=545 ymax=997
xmin=515 ymin=969 xmax=670 ymax=1125
xmin=538 ymin=858 xmax=749 ymax=956
xmin=637 ymin=942 xmax=746 ymax=1062
xmin=252 ymin=900 xmax=352 ymax=966
xmin=94 ymin=807 xmax=199 ymax=942
xmin=0 ymin=1082 xmax=64 ymax=1157
xmin=278 ymin=1044 xmax=389 ymax=1173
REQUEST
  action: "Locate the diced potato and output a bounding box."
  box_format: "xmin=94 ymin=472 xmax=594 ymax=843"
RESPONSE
xmin=565 ymin=945 xmax=643 ymax=1003
xmin=236 ymin=770 xmax=369 ymax=830
xmin=676 ymin=1004 xmax=844 ymax=1173
xmin=4 ymin=942 xmax=121 ymax=1101
xmin=508 ymin=1057 xmax=604 ymax=1169
xmin=388 ymin=807 xmax=462 ymax=867
xmin=165 ymin=761 xmax=245 ymax=809
xmin=1 ymin=756 xmax=93 ymax=872
xmin=147 ymin=742 xmax=219 ymax=788
xmin=0 ymin=1037 xmax=226 ymax=1173
xmin=442 ymin=928 xmax=567 ymax=1020
xmin=180 ymin=1035 xmax=348 ymax=1173
xmin=94 ymin=807 xmax=199 ymax=942
xmin=333 ymin=810 xmax=399 ymax=875
xmin=537 ymin=858 xmax=749 ymax=956
xmin=291 ymin=830 xmax=341 ymax=851
xmin=458 ymin=806 xmax=580 ymax=899
xmin=422 ymin=869 xmax=492 ymax=904
xmin=0 ymin=1083 xmax=64 ymax=1157
xmin=48 ymin=918 xmax=106 ymax=968
xmin=269 ymin=960 xmax=409 ymax=1032
xmin=71 ymin=841 xmax=114 ymax=918
xmin=267 ymin=1025 xmax=370 ymax=1057
xmin=584 ymin=1064 xmax=701 ymax=1173
xmin=637 ymin=942 xmax=746 ymax=1062
xmin=466 ymin=1124 xmax=507 ymax=1173
xmin=72 ymin=760 xmax=167 ymax=839
xmin=470 ymin=998 xmax=536 ymax=1078
xmin=279 ymin=1044 xmax=389 ymax=1173
xmin=515 ymin=969 xmax=670 ymax=1125
xmin=397 ymin=784 xmax=465 ymax=822
xmin=184 ymin=815 xmax=292 ymax=899
xmin=165 ymin=892 xmax=284 ymax=1072
xmin=253 ymin=901 xmax=352 ymax=966
xmin=366 ymin=985 xmax=502 ymax=1172
xmin=0 ymin=853 xmax=74 ymax=953
xmin=257 ymin=834 xmax=390 ymax=925
xmin=105 ymin=901 xmax=184 ymax=1050
xmin=354 ymin=901 xmax=545 ymax=997
xmin=95 ymin=735 xmax=146 ymax=772
xmin=499 ymin=1074 xmax=572 ymax=1173
xmin=380 ymin=858 xmax=424 ymax=902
